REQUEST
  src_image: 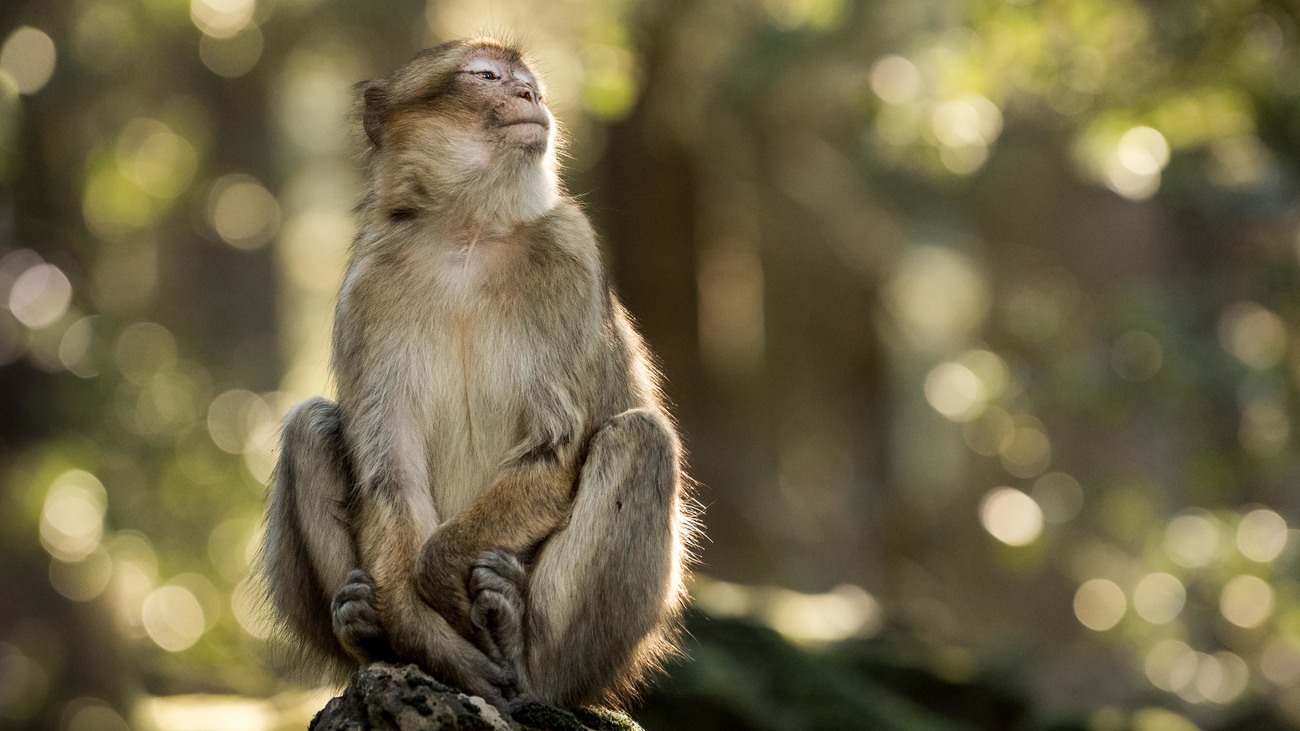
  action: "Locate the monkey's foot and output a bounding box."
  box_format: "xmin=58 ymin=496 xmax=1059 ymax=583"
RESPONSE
xmin=332 ymin=569 xmax=392 ymax=663
xmin=470 ymin=549 xmax=526 ymax=695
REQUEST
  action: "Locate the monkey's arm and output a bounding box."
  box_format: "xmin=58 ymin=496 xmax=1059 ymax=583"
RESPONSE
xmin=415 ymin=450 xmax=579 ymax=636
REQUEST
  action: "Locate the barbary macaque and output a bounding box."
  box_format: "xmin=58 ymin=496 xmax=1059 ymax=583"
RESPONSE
xmin=260 ymin=38 xmax=695 ymax=708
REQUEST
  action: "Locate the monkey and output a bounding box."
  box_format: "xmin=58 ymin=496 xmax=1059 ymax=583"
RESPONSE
xmin=259 ymin=38 xmax=695 ymax=709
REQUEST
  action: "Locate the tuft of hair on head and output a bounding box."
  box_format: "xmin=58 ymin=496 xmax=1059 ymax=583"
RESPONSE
xmin=465 ymin=27 xmax=525 ymax=54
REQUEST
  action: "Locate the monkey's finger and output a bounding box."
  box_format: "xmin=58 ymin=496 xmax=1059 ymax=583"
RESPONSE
xmin=469 ymin=567 xmax=519 ymax=602
xmin=471 ymin=549 xmax=525 ymax=586
xmin=470 ymin=594 xmax=496 ymax=632
xmin=469 ymin=593 xmax=511 ymax=665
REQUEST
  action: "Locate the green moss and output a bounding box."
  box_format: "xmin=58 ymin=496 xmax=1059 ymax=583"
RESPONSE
xmin=571 ymin=706 xmax=643 ymax=731
xmin=510 ymin=701 xmax=643 ymax=731
xmin=512 ymin=701 xmax=586 ymax=731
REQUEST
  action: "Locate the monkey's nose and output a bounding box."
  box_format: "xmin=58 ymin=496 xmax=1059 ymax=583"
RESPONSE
xmin=516 ymin=86 xmax=536 ymax=104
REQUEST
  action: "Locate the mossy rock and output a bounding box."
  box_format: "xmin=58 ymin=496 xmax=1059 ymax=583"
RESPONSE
xmin=310 ymin=663 xmax=641 ymax=731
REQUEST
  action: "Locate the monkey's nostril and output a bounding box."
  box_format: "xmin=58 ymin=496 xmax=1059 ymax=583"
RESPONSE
xmin=516 ymin=88 xmax=535 ymax=103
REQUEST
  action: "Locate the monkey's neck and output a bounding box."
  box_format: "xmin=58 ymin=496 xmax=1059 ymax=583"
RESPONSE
xmin=373 ymin=150 xmax=560 ymax=230
xmin=461 ymin=226 xmax=482 ymax=270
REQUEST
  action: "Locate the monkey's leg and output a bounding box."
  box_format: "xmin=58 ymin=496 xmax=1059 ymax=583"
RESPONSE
xmin=266 ymin=397 xmax=390 ymax=672
xmin=517 ymin=408 xmax=683 ymax=706
xmin=354 ymin=490 xmax=516 ymax=702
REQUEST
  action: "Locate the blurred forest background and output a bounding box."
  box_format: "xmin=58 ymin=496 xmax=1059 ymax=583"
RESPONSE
xmin=2 ymin=0 xmax=1300 ymax=729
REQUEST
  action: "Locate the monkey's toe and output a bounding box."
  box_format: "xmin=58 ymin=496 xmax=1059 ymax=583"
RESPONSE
xmin=333 ymin=578 xmax=376 ymax=608
xmin=502 ymin=694 xmax=536 ymax=715
xmin=333 ymin=606 xmax=384 ymax=640
xmin=453 ymin=652 xmax=516 ymax=707
xmin=332 ymin=595 xmax=379 ymax=627
xmin=342 ymin=568 xmax=376 ymax=588
xmin=491 ymin=660 xmax=518 ymax=695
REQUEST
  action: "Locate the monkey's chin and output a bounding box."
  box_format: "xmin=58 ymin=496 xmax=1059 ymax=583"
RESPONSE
xmin=498 ymin=122 xmax=549 ymax=151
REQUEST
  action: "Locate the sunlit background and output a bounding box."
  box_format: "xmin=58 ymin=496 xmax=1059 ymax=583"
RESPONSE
xmin=2 ymin=0 xmax=1300 ymax=729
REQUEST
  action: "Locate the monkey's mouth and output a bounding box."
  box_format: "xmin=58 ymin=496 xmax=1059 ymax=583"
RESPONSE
xmin=501 ymin=120 xmax=549 ymax=131
xmin=493 ymin=109 xmax=550 ymax=151
xmin=496 ymin=112 xmax=550 ymax=130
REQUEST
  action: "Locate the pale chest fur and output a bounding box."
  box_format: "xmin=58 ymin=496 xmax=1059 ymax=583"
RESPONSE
xmin=374 ymin=236 xmax=577 ymax=520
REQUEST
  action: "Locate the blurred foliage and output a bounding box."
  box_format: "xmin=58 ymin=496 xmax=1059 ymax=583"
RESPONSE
xmin=641 ymin=609 xmax=1300 ymax=731
xmin=2 ymin=0 xmax=1300 ymax=730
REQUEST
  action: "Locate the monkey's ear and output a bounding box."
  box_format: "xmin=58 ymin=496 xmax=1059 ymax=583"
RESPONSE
xmin=361 ymin=83 xmax=387 ymax=147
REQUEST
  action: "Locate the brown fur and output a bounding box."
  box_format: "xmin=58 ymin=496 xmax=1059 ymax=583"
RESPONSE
xmin=260 ymin=38 xmax=696 ymax=708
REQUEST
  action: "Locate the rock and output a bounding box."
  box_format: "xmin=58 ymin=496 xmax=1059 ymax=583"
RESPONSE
xmin=309 ymin=663 xmax=642 ymax=731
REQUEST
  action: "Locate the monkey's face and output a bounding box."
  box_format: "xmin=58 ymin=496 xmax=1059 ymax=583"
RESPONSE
xmin=359 ymin=40 xmax=561 ymax=220
xmin=362 ymin=42 xmax=554 ymax=161
xmin=455 ymin=49 xmax=551 ymax=154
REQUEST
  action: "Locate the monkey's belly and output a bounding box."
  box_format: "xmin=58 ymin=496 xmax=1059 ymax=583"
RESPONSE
xmin=409 ymin=333 xmax=543 ymax=521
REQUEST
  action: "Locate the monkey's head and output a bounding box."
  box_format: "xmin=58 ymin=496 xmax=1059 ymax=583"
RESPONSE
xmin=356 ymin=39 xmax=560 ymax=224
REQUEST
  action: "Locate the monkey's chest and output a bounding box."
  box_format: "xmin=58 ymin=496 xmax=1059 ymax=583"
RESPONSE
xmin=388 ymin=243 xmax=581 ymax=518
xmin=405 ymin=313 xmax=564 ymax=517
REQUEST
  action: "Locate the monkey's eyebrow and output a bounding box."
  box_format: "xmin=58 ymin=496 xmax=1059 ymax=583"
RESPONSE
xmin=462 ymin=59 xmax=506 ymax=74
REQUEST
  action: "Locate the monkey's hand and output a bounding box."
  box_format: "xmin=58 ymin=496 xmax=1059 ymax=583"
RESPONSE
xmin=331 ymin=569 xmax=394 ymax=664
xmin=414 ymin=526 xmax=480 ymax=638
xmin=469 ymin=549 xmax=527 ymax=699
